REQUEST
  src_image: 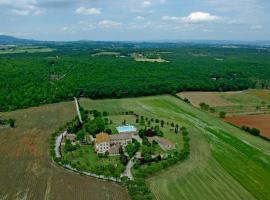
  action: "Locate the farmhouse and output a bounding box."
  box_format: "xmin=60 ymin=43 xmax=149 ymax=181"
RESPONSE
xmin=110 ymin=133 xmax=133 ymax=146
xmin=95 ymin=132 xmax=110 ymax=153
xmin=95 ymin=125 xmax=139 ymax=155
xmin=109 ymin=144 xmax=121 ymax=156
xmin=148 ymin=136 xmax=176 ymax=151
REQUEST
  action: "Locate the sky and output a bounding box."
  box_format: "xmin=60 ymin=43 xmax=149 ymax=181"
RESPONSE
xmin=0 ymin=0 xmax=270 ymax=41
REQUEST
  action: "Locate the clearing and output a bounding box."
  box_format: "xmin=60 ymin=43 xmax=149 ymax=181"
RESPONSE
xmin=131 ymin=53 xmax=169 ymax=63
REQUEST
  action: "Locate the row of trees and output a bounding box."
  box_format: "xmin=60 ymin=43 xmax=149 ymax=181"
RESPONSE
xmin=199 ymin=102 xmax=227 ymax=118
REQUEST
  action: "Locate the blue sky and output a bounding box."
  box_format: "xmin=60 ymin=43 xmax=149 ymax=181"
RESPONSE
xmin=0 ymin=0 xmax=269 ymax=41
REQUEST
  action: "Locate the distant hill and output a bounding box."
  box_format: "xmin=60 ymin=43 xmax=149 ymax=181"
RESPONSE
xmin=0 ymin=35 xmax=269 ymax=47
xmin=0 ymin=35 xmax=40 ymax=45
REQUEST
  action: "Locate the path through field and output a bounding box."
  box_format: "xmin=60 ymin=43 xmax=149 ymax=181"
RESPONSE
xmin=0 ymin=102 xmax=129 ymax=200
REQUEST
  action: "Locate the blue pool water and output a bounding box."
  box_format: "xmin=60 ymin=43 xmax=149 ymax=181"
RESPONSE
xmin=116 ymin=125 xmax=137 ymax=133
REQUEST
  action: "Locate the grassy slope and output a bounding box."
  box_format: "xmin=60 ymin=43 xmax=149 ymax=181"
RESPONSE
xmin=80 ymin=95 xmax=270 ymax=200
xmin=0 ymin=102 xmax=129 ymax=200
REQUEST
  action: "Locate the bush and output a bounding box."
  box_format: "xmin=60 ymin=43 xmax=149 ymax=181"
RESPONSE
xmin=219 ymin=111 xmax=226 ymax=119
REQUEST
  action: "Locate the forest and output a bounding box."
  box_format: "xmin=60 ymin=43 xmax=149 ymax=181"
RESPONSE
xmin=1 ymin=42 xmax=270 ymax=111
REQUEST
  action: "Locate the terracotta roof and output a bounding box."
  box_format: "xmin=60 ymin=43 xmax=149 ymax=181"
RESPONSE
xmin=95 ymin=132 xmax=110 ymax=144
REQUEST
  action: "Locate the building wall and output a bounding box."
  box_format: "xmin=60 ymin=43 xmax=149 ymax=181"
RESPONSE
xmin=96 ymin=142 xmax=110 ymax=153
xmin=111 ymin=138 xmax=132 ymax=146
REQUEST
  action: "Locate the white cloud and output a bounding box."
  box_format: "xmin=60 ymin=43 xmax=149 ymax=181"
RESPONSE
xmin=141 ymin=1 xmax=151 ymax=7
xmin=0 ymin=0 xmax=43 ymax=16
xmin=251 ymin=25 xmax=263 ymax=30
xmin=135 ymin=16 xmax=145 ymax=20
xmin=161 ymin=16 xmax=181 ymax=21
xmin=182 ymin=12 xmax=220 ymax=23
xmin=11 ymin=9 xmax=30 ymax=15
xmin=162 ymin=12 xmax=220 ymax=23
xmin=160 ymin=0 xmax=167 ymax=4
xmin=75 ymin=7 xmax=101 ymax=15
xmin=61 ymin=26 xmax=69 ymax=31
xmin=98 ymin=20 xmax=122 ymax=29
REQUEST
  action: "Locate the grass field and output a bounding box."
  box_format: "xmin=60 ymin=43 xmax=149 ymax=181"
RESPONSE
xmin=178 ymin=89 xmax=270 ymax=115
xmin=80 ymin=95 xmax=270 ymax=200
xmin=0 ymin=102 xmax=129 ymax=200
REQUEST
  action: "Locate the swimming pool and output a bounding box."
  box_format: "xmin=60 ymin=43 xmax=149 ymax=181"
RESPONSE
xmin=116 ymin=125 xmax=137 ymax=133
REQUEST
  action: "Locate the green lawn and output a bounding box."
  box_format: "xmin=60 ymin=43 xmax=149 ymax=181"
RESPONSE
xmin=80 ymin=95 xmax=270 ymax=200
xmin=62 ymin=145 xmax=125 ymax=177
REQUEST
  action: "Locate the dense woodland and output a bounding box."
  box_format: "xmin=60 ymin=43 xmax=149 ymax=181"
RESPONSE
xmin=1 ymin=42 xmax=270 ymax=111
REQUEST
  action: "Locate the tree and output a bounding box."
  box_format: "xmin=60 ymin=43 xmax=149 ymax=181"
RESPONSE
xmin=199 ymin=102 xmax=210 ymax=110
xmin=183 ymin=98 xmax=190 ymax=103
xmin=102 ymin=111 xmax=108 ymax=116
xmin=8 ymin=119 xmax=16 ymax=127
xmin=160 ymin=120 xmax=164 ymax=127
xmin=85 ymin=117 xmax=106 ymax=136
xmin=125 ymin=140 xmax=140 ymax=158
xmin=76 ymin=130 xmax=85 ymax=141
xmin=219 ymin=111 xmax=226 ymax=119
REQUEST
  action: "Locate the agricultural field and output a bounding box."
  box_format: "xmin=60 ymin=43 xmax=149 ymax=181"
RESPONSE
xmin=225 ymin=114 xmax=270 ymax=138
xmin=178 ymin=89 xmax=270 ymax=115
xmin=131 ymin=53 xmax=169 ymax=62
xmin=80 ymin=95 xmax=270 ymax=200
xmin=0 ymin=102 xmax=129 ymax=200
xmin=0 ymin=45 xmax=54 ymax=54
xmin=91 ymin=51 xmax=120 ymax=57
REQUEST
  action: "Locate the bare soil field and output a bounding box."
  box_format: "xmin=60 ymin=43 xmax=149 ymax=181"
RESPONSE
xmin=224 ymin=114 xmax=270 ymax=138
xmin=0 ymin=102 xmax=129 ymax=200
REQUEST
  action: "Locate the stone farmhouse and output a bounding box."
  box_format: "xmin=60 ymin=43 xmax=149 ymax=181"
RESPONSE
xmin=95 ymin=126 xmax=138 ymax=155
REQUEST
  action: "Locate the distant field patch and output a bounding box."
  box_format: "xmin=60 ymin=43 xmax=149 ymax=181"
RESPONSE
xmin=247 ymin=89 xmax=270 ymax=102
xmin=178 ymin=92 xmax=236 ymax=107
xmin=131 ymin=53 xmax=169 ymax=63
xmin=91 ymin=51 xmax=120 ymax=57
xmin=178 ymin=90 xmax=270 ymax=116
xmin=0 ymin=45 xmax=54 ymax=54
xmin=224 ymin=114 xmax=270 ymax=138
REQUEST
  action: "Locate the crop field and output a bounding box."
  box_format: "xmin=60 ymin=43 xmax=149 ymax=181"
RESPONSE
xmin=225 ymin=114 xmax=270 ymax=138
xmin=80 ymin=95 xmax=270 ymax=200
xmin=178 ymin=89 xmax=270 ymax=115
xmin=0 ymin=45 xmax=54 ymax=54
xmin=178 ymin=91 xmax=237 ymax=107
xmin=0 ymin=102 xmax=129 ymax=200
